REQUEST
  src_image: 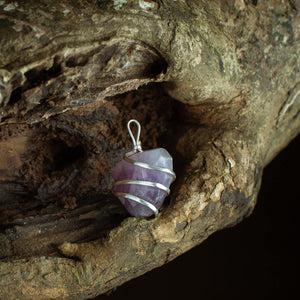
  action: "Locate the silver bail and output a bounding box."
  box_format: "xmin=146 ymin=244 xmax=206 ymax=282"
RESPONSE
xmin=127 ymin=119 xmax=142 ymax=152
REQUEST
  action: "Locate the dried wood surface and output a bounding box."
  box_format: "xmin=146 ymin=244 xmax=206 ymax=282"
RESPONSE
xmin=0 ymin=0 xmax=299 ymax=299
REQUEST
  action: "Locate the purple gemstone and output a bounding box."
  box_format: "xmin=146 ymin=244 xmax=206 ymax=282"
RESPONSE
xmin=113 ymin=148 xmax=174 ymax=217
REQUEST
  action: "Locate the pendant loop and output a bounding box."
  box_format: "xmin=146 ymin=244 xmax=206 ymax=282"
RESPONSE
xmin=127 ymin=119 xmax=142 ymax=152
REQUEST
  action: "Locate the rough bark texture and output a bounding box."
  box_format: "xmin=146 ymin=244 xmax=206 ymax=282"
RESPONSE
xmin=0 ymin=0 xmax=299 ymax=299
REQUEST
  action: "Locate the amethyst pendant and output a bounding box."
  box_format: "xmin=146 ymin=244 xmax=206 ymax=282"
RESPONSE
xmin=113 ymin=120 xmax=175 ymax=217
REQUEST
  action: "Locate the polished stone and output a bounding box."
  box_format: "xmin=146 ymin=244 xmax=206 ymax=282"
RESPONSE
xmin=113 ymin=148 xmax=174 ymax=216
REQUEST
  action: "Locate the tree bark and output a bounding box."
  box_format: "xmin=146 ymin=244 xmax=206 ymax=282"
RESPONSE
xmin=0 ymin=0 xmax=299 ymax=299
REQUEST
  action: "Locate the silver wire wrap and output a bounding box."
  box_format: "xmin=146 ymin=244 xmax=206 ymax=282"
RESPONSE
xmin=114 ymin=119 xmax=175 ymax=215
xmin=114 ymin=180 xmax=170 ymax=194
xmin=124 ymin=156 xmax=176 ymax=179
xmin=114 ymin=192 xmax=158 ymax=215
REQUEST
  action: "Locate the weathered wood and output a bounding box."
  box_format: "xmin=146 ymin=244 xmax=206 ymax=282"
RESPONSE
xmin=0 ymin=85 xmax=175 ymax=257
xmin=0 ymin=0 xmax=299 ymax=299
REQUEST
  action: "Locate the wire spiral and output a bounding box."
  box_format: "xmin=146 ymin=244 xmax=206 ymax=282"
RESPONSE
xmin=114 ymin=120 xmax=175 ymax=215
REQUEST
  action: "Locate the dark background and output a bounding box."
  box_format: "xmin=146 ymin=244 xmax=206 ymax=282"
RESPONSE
xmin=95 ymin=135 xmax=299 ymax=300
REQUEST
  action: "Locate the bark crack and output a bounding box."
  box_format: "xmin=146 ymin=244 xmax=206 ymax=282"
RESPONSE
xmin=276 ymin=83 xmax=300 ymax=127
